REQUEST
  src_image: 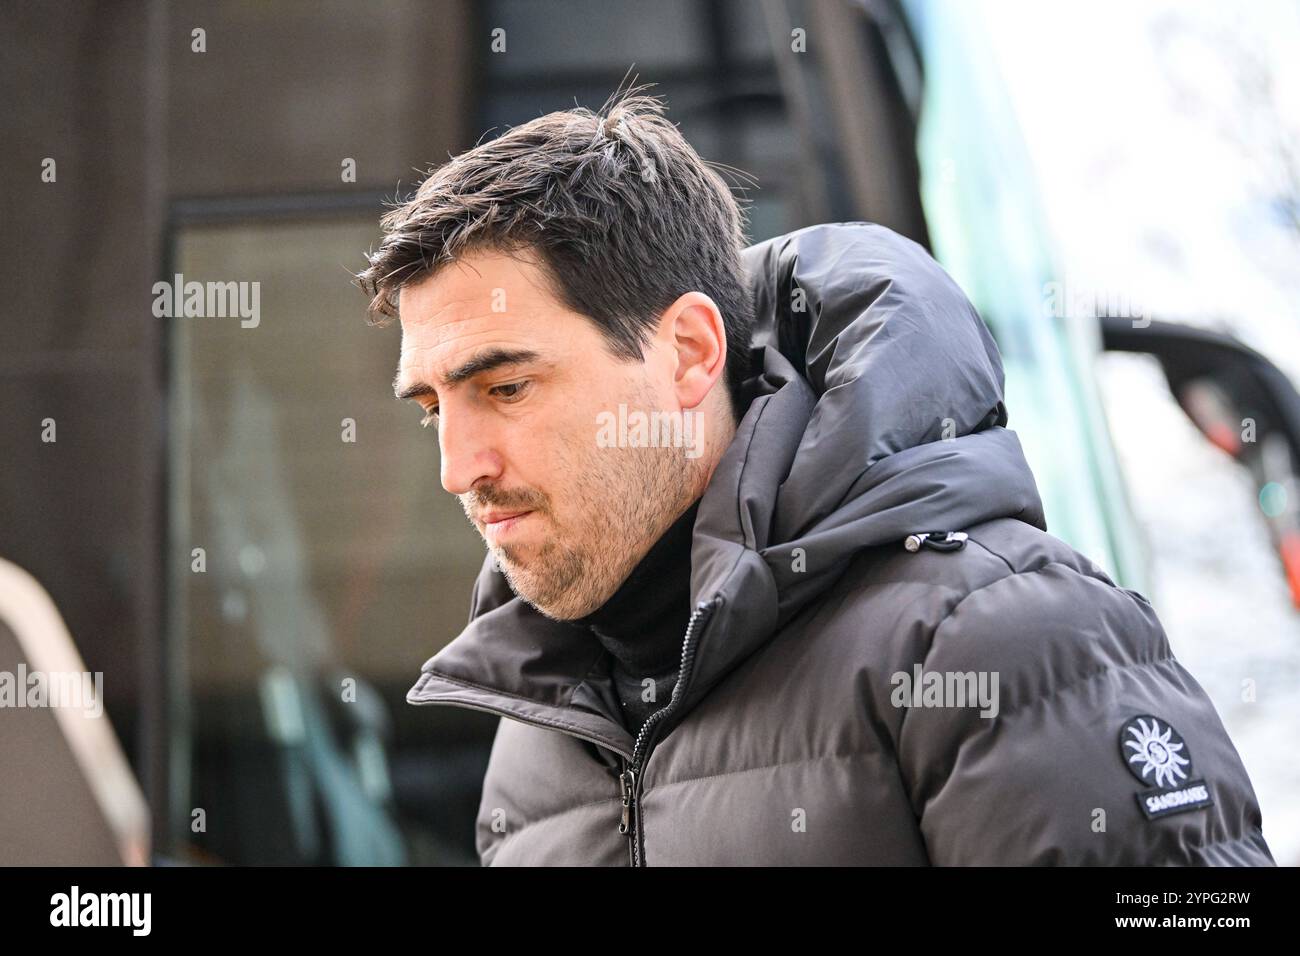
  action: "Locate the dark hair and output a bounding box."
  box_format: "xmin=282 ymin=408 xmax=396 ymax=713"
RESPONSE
xmin=355 ymin=82 xmax=757 ymax=418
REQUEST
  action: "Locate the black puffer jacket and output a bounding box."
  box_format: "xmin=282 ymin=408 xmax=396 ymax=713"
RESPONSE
xmin=407 ymin=222 xmax=1274 ymax=866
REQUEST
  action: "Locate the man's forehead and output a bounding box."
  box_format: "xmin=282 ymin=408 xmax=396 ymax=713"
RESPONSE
xmin=396 ymin=316 xmax=542 ymax=385
xmin=398 ymin=259 xmax=566 ymax=341
xmin=400 ymin=249 xmax=556 ymax=317
xmin=391 ymin=250 xmax=589 ymax=390
xmin=401 ymin=312 xmax=532 ymax=351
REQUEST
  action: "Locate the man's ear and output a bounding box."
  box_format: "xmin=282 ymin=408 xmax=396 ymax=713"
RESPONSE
xmin=659 ymin=292 xmax=727 ymax=410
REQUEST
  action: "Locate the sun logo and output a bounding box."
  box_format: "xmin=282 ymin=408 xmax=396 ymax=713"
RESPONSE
xmin=1122 ymin=716 xmax=1191 ymax=789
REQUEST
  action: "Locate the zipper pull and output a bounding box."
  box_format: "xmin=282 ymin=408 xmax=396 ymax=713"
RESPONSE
xmin=618 ymin=768 xmax=636 ymax=834
xmin=904 ymin=530 xmax=968 ymax=553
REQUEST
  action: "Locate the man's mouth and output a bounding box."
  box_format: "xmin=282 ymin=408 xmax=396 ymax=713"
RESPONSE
xmin=479 ymin=509 xmax=535 ymax=541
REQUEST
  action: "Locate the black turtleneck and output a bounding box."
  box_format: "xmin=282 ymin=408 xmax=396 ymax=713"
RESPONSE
xmin=571 ymin=499 xmax=700 ymax=737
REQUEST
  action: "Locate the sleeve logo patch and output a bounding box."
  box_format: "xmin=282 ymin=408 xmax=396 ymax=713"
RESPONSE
xmin=1118 ymin=714 xmax=1215 ymax=820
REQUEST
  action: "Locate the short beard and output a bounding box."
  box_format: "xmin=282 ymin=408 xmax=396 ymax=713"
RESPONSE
xmin=461 ymin=402 xmax=707 ymax=621
xmin=511 ymin=442 xmax=703 ymax=620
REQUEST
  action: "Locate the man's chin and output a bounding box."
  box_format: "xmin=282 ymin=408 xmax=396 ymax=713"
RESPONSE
xmin=491 ymin=557 xmax=557 ymax=613
xmin=510 ymin=584 xmax=578 ymax=622
xmin=498 ymin=565 xmax=608 ymax=622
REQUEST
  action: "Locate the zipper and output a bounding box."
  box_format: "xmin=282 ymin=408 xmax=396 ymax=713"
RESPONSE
xmin=618 ymin=756 xmax=636 ymax=866
xmin=617 ymin=595 xmax=722 ymax=867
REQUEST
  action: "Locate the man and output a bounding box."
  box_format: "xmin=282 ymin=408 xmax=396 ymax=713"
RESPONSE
xmin=357 ymin=89 xmax=1274 ymax=866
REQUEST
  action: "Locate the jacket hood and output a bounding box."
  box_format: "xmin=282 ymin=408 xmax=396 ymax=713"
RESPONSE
xmin=408 ymin=222 xmax=1046 ymax=753
xmin=725 ymin=221 xmax=1046 ymax=625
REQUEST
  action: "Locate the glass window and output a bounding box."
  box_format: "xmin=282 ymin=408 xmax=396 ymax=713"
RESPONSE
xmin=166 ymin=215 xmax=490 ymax=865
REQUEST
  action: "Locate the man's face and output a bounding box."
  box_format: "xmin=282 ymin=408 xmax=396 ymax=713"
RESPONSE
xmin=394 ymin=248 xmax=708 ymax=620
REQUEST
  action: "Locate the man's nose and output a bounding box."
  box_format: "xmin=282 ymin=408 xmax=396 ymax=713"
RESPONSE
xmin=438 ymin=407 xmax=503 ymax=495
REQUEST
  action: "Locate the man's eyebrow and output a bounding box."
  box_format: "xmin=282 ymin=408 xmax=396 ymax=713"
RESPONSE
xmin=393 ymin=347 xmax=544 ymax=400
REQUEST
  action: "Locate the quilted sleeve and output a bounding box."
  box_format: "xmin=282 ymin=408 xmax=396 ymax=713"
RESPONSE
xmin=894 ymin=561 xmax=1275 ymax=865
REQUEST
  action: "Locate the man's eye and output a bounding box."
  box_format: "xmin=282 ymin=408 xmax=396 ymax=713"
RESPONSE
xmin=491 ymin=380 xmax=531 ymax=402
xmin=419 ymin=407 xmax=439 ymax=429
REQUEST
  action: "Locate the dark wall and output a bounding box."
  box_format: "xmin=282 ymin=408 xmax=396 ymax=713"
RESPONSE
xmin=0 ymin=0 xmax=474 ymax=834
